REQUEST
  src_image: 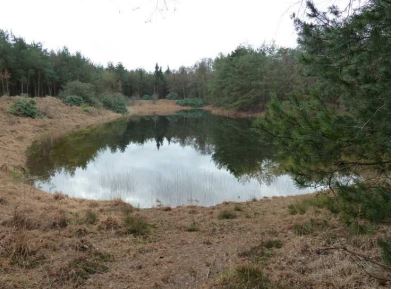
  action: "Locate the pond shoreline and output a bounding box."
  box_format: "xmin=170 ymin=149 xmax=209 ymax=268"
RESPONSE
xmin=27 ymin=110 xmax=313 ymax=208
xmin=0 ymin=97 xmax=387 ymax=289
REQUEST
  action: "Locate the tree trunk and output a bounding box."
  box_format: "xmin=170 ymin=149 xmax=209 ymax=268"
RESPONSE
xmin=1 ymin=77 xmax=4 ymax=96
xmin=5 ymin=79 xmax=9 ymax=96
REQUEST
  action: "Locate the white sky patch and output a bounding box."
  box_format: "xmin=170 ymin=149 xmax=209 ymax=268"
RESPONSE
xmin=0 ymin=0 xmax=355 ymax=71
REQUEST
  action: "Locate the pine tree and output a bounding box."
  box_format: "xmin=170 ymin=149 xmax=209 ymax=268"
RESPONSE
xmin=256 ymin=0 xmax=390 ymax=223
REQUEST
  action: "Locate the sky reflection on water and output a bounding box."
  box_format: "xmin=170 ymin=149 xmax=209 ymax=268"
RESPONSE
xmin=35 ymin=140 xmax=313 ymax=208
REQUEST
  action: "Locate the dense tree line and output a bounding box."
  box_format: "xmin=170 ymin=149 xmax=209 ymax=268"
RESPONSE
xmin=0 ymin=30 xmax=213 ymax=101
xmin=0 ymin=29 xmax=304 ymax=111
xmin=0 ymin=31 xmax=98 ymax=97
xmin=208 ymin=46 xmax=306 ymax=111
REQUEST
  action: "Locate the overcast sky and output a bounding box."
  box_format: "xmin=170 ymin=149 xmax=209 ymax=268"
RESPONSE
xmin=0 ymin=0 xmax=352 ymax=71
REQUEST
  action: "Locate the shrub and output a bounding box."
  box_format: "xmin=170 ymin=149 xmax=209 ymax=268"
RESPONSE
xmin=124 ymin=214 xmax=150 ymax=236
xmin=141 ymin=94 xmax=152 ymax=100
xmin=218 ymin=209 xmax=237 ymax=220
xmin=8 ymin=98 xmax=39 ymax=118
xmin=100 ymin=93 xmax=128 ymax=114
xmin=63 ymin=95 xmax=84 ymax=106
xmin=294 ymin=185 xmax=391 ymax=225
xmin=59 ymin=81 xmax=96 ymax=105
xmin=165 ymin=92 xmax=178 ymax=100
xmin=336 ymin=183 xmax=390 ymax=224
xmin=176 ymin=98 xmax=205 ymax=107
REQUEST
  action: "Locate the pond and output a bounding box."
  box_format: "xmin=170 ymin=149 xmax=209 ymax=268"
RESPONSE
xmin=27 ymin=110 xmax=315 ymax=208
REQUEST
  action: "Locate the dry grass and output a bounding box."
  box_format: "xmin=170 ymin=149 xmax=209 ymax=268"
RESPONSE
xmin=53 ymin=192 xmax=68 ymax=201
xmin=84 ymin=210 xmax=98 ymax=225
xmin=129 ymin=99 xmax=190 ymax=116
xmin=213 ymin=264 xmax=272 ymax=289
xmin=203 ymin=105 xmax=264 ymax=118
xmin=99 ymin=216 xmax=120 ymax=231
xmin=49 ymin=248 xmax=112 ymax=287
xmin=46 ymin=209 xmax=68 ymax=230
xmin=2 ymin=208 xmax=42 ymax=230
xmin=185 ymin=220 xmax=200 ymax=232
xmin=1 ymin=230 xmax=43 ymax=268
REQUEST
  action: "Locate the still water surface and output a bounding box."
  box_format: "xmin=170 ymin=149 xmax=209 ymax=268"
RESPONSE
xmin=27 ymin=110 xmax=314 ymax=207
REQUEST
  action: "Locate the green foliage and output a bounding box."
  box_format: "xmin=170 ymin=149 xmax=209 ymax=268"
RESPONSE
xmin=153 ymin=63 xmax=168 ymax=97
xmin=63 ymin=95 xmax=84 ymax=106
xmin=346 ymin=220 xmax=376 ymax=235
xmin=256 ymin=0 xmax=390 ymax=225
xmin=60 ymin=81 xmax=96 ymax=105
xmin=59 ymin=81 xmax=127 ymax=113
xmin=166 ymin=60 xmax=212 ymax=99
xmin=141 ymin=94 xmax=152 ymax=100
xmin=176 ymin=97 xmax=205 ymax=107
xmin=8 ymin=98 xmax=39 ymax=118
xmin=336 ymin=183 xmax=390 ymax=223
xmin=208 ymin=45 xmax=304 ymax=111
xmin=165 ymin=92 xmax=178 ymax=100
xmin=100 ymin=93 xmax=127 ymax=114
